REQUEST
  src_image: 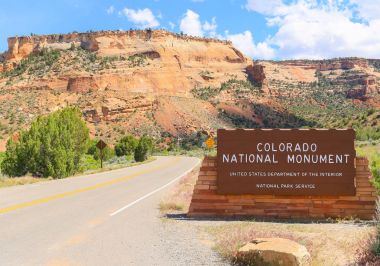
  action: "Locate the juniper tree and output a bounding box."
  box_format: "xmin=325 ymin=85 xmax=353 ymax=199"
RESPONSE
xmin=134 ymin=135 xmax=153 ymax=162
xmin=1 ymin=107 xmax=89 ymax=178
xmin=114 ymin=135 xmax=138 ymax=157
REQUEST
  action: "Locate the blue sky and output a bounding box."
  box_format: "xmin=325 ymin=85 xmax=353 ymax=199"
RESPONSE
xmin=1 ymin=0 xmax=380 ymax=59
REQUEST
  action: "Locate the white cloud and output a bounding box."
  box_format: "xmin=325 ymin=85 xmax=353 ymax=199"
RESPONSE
xmin=180 ymin=9 xmax=203 ymax=36
xmin=120 ymin=7 xmax=159 ymax=28
xmin=179 ymin=10 xmax=218 ymax=37
xmin=226 ymin=30 xmax=275 ymax=59
xmin=244 ymin=0 xmax=380 ymax=59
xmin=245 ymin=0 xmax=287 ymax=16
xmin=106 ymin=5 xmax=115 ymax=15
xmin=203 ymin=17 xmax=217 ymax=37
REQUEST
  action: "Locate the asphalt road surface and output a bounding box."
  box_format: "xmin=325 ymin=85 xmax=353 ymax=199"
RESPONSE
xmin=0 ymin=156 xmax=227 ymax=266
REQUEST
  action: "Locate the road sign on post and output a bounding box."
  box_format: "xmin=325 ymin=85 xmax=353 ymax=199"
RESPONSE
xmin=96 ymin=140 xmax=107 ymax=168
xmin=204 ymin=137 xmax=215 ymax=149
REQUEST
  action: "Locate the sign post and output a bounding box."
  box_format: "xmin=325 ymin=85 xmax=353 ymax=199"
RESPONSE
xmin=188 ymin=128 xmax=377 ymax=220
xmin=96 ymin=140 xmax=107 ymax=169
xmin=217 ymin=129 xmax=356 ymax=196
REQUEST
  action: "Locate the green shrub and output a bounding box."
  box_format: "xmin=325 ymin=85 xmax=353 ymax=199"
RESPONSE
xmin=356 ymin=127 xmax=380 ymax=141
xmin=370 ymin=154 xmax=380 ymax=190
xmin=191 ymin=79 xmax=260 ymax=101
xmin=93 ymin=146 xmax=115 ymax=161
xmin=81 ymin=154 xmax=100 ymax=171
xmin=86 ymin=139 xmax=114 ymax=162
xmin=127 ymin=54 xmax=147 ymax=67
xmin=1 ymin=139 xmax=28 ymax=176
xmin=86 ymin=139 xmax=98 ymax=155
xmin=134 ymin=135 xmax=153 ymax=162
xmin=179 ymin=131 xmax=209 ymax=150
xmin=1 ymin=107 xmax=89 ymax=178
xmin=191 ymin=86 xmax=220 ymax=100
xmin=115 ymin=135 xmax=138 ymax=157
xmin=1 ymin=48 xmax=61 ymax=78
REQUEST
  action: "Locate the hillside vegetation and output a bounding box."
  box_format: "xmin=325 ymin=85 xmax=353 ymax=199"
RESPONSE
xmin=0 ymin=30 xmax=378 ymax=184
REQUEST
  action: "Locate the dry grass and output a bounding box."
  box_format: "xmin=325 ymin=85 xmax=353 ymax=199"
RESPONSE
xmin=0 ymin=176 xmax=50 ymax=188
xmin=0 ymin=157 xmax=156 ymax=189
xmin=355 ymin=201 xmax=380 ymax=265
xmin=205 ymin=221 xmax=375 ymax=266
xmin=159 ymin=166 xmax=200 ymax=213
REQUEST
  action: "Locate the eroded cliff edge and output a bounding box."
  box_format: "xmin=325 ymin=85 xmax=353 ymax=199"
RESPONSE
xmin=0 ymin=29 xmax=379 ymax=150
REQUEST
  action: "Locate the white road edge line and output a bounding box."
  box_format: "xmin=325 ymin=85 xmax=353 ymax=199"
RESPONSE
xmin=110 ymin=160 xmax=200 ymax=216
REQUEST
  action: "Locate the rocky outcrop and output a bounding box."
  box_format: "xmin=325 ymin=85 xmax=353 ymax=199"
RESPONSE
xmin=317 ymin=60 xmax=355 ymax=71
xmin=346 ymin=86 xmax=367 ymax=99
xmin=2 ymin=29 xmax=251 ymax=97
xmin=83 ymin=96 xmax=154 ymax=123
xmin=237 ymin=238 xmax=311 ymax=266
xmin=361 ymin=75 xmax=378 ymax=94
xmin=1 ymin=29 xmax=379 ymax=146
xmin=334 ymin=73 xmax=379 ymax=99
xmin=269 ymin=58 xmax=377 ymax=102
xmin=66 ymin=73 xmax=194 ymax=95
xmin=67 ymin=76 xmax=99 ymax=92
xmin=226 ymin=47 xmax=246 ymax=63
xmin=346 ymin=76 xmax=379 ymax=99
xmin=246 ymin=64 xmax=269 ymax=93
xmin=279 ymin=58 xmax=368 ymax=71
xmin=5 ymin=30 xmax=234 ymax=61
xmin=246 ymin=64 xmax=265 ymax=84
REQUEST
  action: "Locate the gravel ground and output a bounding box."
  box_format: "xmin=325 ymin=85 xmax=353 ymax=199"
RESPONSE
xmin=157 ymin=215 xmax=230 ymax=266
xmin=175 ymin=218 xmax=376 ymax=266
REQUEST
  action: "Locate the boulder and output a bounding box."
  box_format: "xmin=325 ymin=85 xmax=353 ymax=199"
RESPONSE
xmin=236 ymin=238 xmax=311 ymax=266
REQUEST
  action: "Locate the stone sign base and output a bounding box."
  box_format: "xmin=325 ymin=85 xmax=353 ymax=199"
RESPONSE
xmin=188 ymin=156 xmax=377 ymax=220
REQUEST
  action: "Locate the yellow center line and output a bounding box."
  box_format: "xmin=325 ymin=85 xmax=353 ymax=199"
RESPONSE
xmin=0 ymin=157 xmax=181 ymax=215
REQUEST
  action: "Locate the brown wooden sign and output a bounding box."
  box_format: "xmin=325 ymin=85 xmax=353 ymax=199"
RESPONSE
xmin=96 ymin=139 xmax=107 ymax=150
xmin=217 ymin=129 xmax=356 ymax=196
xmin=96 ymin=140 xmax=107 ymax=168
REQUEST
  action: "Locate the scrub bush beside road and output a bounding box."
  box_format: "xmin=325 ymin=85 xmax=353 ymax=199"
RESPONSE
xmin=1 ymin=107 xmax=89 ymax=178
xmin=0 ymin=107 xmax=155 ymax=181
xmin=134 ymin=135 xmax=154 ymax=162
xmin=114 ymin=134 xmax=154 ymax=162
xmin=114 ymin=135 xmax=138 ymax=157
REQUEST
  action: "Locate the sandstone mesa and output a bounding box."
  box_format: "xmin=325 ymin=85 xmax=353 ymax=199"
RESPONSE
xmin=0 ymin=29 xmax=379 ymax=150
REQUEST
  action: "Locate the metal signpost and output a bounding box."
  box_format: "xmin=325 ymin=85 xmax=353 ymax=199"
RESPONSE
xmin=96 ymin=140 xmax=107 ymax=169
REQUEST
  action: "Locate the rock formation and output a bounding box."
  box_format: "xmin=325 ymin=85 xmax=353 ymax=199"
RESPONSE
xmin=0 ymin=30 xmax=379 ymax=148
xmin=246 ymin=64 xmax=269 ymax=93
xmin=2 ymin=29 xmax=252 ymax=96
xmin=237 ymin=238 xmax=311 ymax=266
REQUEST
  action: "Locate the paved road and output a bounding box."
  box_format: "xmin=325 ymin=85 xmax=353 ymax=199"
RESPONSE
xmin=0 ymin=156 xmax=227 ymax=266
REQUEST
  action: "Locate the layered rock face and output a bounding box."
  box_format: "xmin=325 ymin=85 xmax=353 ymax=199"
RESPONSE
xmin=316 ymin=58 xmax=368 ymax=71
xmin=6 ymin=30 xmax=235 ymax=60
xmin=3 ymin=30 xmax=252 ymax=96
xmin=0 ymin=30 xmax=379 ymax=148
xmin=0 ymin=30 xmax=254 ymax=145
xmin=252 ymin=58 xmax=379 ymax=99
